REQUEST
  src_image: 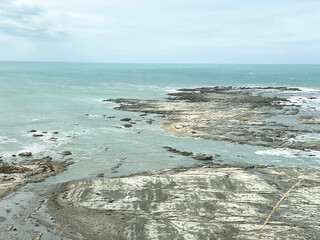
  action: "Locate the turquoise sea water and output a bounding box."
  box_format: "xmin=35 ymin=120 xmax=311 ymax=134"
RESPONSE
xmin=1 ymin=62 xmax=320 ymax=183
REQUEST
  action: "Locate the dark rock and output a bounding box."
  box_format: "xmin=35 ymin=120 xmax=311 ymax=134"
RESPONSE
xmin=192 ymin=154 xmax=213 ymax=161
xmin=123 ymin=124 xmax=132 ymax=128
xmin=120 ymin=118 xmax=131 ymax=121
xmin=146 ymin=119 xmax=154 ymax=124
xmin=18 ymin=152 xmax=32 ymax=157
xmin=41 ymin=156 xmax=53 ymax=161
xmin=163 ymin=146 xmax=193 ymax=156
xmin=61 ymin=151 xmax=72 ymax=156
xmin=52 ymin=132 xmax=59 ymax=134
xmin=42 ymin=131 xmax=48 ymax=134
xmin=33 ymin=134 xmax=44 ymax=137
xmin=29 ymin=130 xmax=37 ymax=133
xmin=96 ymin=173 xmax=104 ymax=178
xmin=12 ymin=154 xmax=16 ymax=157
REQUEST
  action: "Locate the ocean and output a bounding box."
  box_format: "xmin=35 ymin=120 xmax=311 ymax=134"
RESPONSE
xmin=1 ymin=62 xmax=320 ymax=185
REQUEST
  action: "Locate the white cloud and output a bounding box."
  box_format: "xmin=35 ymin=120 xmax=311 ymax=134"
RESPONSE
xmin=0 ymin=0 xmax=320 ymax=63
xmin=67 ymin=12 xmax=117 ymax=23
xmin=0 ymin=0 xmax=65 ymax=38
xmin=0 ymin=0 xmax=118 ymax=39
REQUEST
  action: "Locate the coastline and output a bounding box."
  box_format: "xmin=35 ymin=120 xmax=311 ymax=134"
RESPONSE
xmin=44 ymin=86 xmax=320 ymax=239
xmin=107 ymin=86 xmax=320 ymax=152
xmin=1 ymin=85 xmax=320 ymax=239
xmin=47 ymin=163 xmax=320 ymax=240
xmin=0 ymin=157 xmax=73 ymax=199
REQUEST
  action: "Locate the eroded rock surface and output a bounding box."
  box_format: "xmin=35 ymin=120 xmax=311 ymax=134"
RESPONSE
xmin=0 ymin=157 xmax=73 ymax=198
xmin=48 ymin=164 xmax=320 ymax=240
xmin=105 ymin=86 xmax=320 ymax=151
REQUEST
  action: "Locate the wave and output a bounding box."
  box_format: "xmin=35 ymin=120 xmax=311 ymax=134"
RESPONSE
xmin=298 ymin=87 xmax=320 ymax=93
xmin=255 ymin=149 xmax=297 ymax=158
xmin=256 ymin=149 xmax=320 ymax=159
xmin=0 ymin=136 xmax=17 ymax=144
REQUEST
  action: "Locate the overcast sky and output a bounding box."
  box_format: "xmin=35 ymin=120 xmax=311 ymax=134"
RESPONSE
xmin=0 ymin=0 xmax=320 ymax=63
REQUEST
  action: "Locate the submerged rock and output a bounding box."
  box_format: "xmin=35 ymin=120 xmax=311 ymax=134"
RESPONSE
xmin=18 ymin=152 xmax=32 ymax=157
xmin=61 ymin=151 xmax=72 ymax=156
xmin=96 ymin=173 xmax=104 ymax=178
xmin=162 ymin=146 xmax=193 ymax=156
xmin=120 ymin=118 xmax=131 ymax=121
xmin=33 ymin=134 xmax=44 ymax=137
xmin=107 ymin=87 xmax=320 ymax=152
xmin=192 ymin=154 xmax=213 ymax=161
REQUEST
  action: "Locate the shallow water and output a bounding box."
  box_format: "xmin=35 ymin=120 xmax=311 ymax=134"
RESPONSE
xmin=1 ymin=63 xmax=320 ymax=239
xmin=1 ymin=63 xmax=320 ymax=184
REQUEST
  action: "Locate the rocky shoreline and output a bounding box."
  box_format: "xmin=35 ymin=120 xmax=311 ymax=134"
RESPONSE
xmin=2 ymin=86 xmax=320 ymax=239
xmin=105 ymin=86 xmax=320 ymax=152
xmin=47 ymin=162 xmax=320 ymax=240
xmin=43 ymin=86 xmax=320 ymax=239
xmin=0 ymin=156 xmax=73 ymax=199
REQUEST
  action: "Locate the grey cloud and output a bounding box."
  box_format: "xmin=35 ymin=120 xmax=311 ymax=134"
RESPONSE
xmin=0 ymin=1 xmax=67 ymax=39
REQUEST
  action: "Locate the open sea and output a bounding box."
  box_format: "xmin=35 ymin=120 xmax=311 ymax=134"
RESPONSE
xmin=1 ymin=62 xmax=320 ymax=184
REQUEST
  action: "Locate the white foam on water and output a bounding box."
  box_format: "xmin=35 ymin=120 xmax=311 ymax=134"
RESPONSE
xmin=27 ymin=118 xmax=47 ymax=122
xmin=0 ymin=136 xmax=17 ymax=144
xmin=165 ymin=88 xmax=180 ymax=93
xmin=19 ymin=143 xmax=48 ymax=155
xmin=295 ymin=133 xmax=320 ymax=142
xmin=73 ymin=98 xmax=105 ymax=104
xmin=298 ymin=87 xmax=320 ymax=93
xmin=256 ymin=148 xmax=320 ymax=160
xmin=255 ymin=149 xmax=297 ymax=158
xmin=287 ymin=93 xmax=320 ymax=112
xmin=85 ymin=114 xmax=107 ymax=118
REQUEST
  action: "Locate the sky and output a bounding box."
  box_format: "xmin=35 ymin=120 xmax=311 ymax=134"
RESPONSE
xmin=0 ymin=0 xmax=320 ymax=64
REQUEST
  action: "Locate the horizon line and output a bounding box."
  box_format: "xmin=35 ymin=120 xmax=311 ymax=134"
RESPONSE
xmin=0 ymin=60 xmax=320 ymax=65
